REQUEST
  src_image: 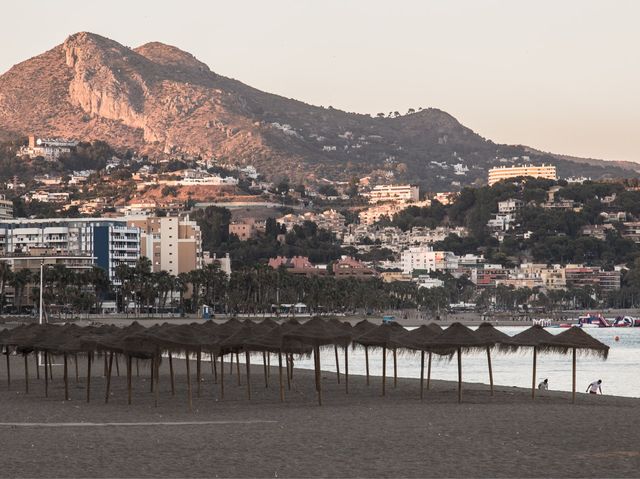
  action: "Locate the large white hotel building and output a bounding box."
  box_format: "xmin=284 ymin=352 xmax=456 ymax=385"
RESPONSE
xmin=488 ymin=164 xmax=557 ymax=186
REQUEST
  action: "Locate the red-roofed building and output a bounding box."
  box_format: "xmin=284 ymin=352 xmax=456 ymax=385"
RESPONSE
xmin=268 ymin=256 xmax=327 ymax=276
xmin=332 ymin=256 xmax=377 ymax=279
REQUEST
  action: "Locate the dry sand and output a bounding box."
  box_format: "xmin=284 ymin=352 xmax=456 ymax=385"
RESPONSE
xmin=0 ymin=352 xmax=639 ymax=478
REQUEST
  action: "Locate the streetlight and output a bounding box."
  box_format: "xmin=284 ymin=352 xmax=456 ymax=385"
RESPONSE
xmin=39 ymin=259 xmax=45 ymax=326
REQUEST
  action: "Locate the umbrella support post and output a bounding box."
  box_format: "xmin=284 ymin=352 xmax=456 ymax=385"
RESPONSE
xmin=487 ymin=347 xmax=494 ymax=396
xmin=154 ymin=353 xmax=159 ymax=408
xmin=127 ymin=355 xmax=132 ymax=405
xmin=169 ymin=353 xmax=175 ymax=396
xmin=212 ymin=352 xmax=217 ymax=384
xmin=43 ymin=351 xmax=48 ymax=397
xmin=236 ymin=352 xmax=241 ymax=386
xmin=86 ymin=353 xmax=92 ymax=403
xmin=24 ymin=354 xmax=29 ymax=394
xmin=63 ymin=353 xmax=69 ymax=401
xmin=196 ymin=351 xmax=201 ymax=398
xmin=267 ymin=353 xmax=270 ymax=379
xmin=393 ymin=348 xmax=397 ymax=389
xmin=365 ymin=346 xmax=370 ymax=386
xmin=334 ymin=345 xmax=341 ymax=384
xmin=382 ymin=346 xmax=386 ymax=397
xmin=531 ymin=347 xmax=537 ymax=400
xmin=420 ymin=351 xmax=425 ymax=400
xmin=314 ymin=346 xmax=322 ymax=406
xmin=246 ymin=351 xmax=251 ymax=400
xmin=103 ymin=354 xmax=107 ymax=377
xmin=149 ymin=359 xmax=154 ymax=393
xmin=186 ymin=354 xmax=192 ymax=412
xmin=5 ymin=347 xmax=10 ymax=390
xmin=115 ymin=354 xmax=120 ymax=377
xmin=219 ymin=354 xmax=224 ymax=400
xmin=48 ymin=355 xmax=53 ymax=380
xmin=457 ymin=347 xmax=462 ymax=404
xmin=344 ymin=345 xmax=349 ymax=394
xmin=572 ymin=347 xmax=576 ymax=404
xmin=74 ymin=353 xmax=79 ymax=383
xmin=229 ymin=352 xmax=233 ymax=376
xmin=427 ymin=351 xmax=432 ymax=390
xmin=105 ymin=352 xmax=113 ymax=404
xmin=285 ymin=354 xmax=291 ymax=390
xmin=263 ymin=351 xmax=268 ymax=388
xmin=278 ymin=352 xmax=284 ymax=402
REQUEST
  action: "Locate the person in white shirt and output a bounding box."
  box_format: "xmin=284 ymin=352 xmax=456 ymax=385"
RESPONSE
xmin=586 ymin=379 xmax=602 ymax=395
xmin=538 ymin=378 xmax=548 ymax=390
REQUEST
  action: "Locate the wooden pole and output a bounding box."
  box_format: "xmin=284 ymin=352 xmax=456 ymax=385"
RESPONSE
xmin=229 ymin=351 xmax=233 ymax=375
xmin=219 ymin=354 xmax=224 ymax=400
xmin=532 ymin=347 xmax=537 ymax=400
xmin=105 ymin=352 xmax=113 ymax=404
xmin=34 ymin=352 xmax=39 ymax=380
xmin=196 ymin=350 xmax=202 ymax=398
xmin=149 ymin=358 xmax=154 ymax=393
xmin=48 ymin=354 xmax=53 ymax=380
xmin=186 ymin=354 xmax=192 ymax=412
xmin=315 ymin=345 xmax=322 ymax=406
xmin=212 ymin=352 xmax=217 ymax=384
xmin=236 ymin=352 xmax=241 ymax=386
xmin=43 ymin=351 xmax=48 ymax=397
xmin=154 ymin=353 xmax=160 ymax=408
xmin=344 ymin=345 xmax=349 ymax=394
xmin=285 ymin=353 xmax=291 ymax=390
xmin=127 ymin=355 xmax=132 ymax=405
xmin=457 ymin=347 xmax=462 ymax=404
xmin=86 ymin=353 xmax=92 ymax=403
xmin=334 ymin=345 xmax=341 ymax=384
xmin=289 ymin=354 xmax=294 ymax=380
xmin=382 ymin=346 xmax=386 ymax=396
xmin=63 ymin=353 xmax=69 ymax=401
xmin=246 ymin=351 xmax=252 ymax=400
xmin=115 ymin=354 xmax=120 ymax=377
xmin=103 ymin=353 xmax=107 ymax=377
xmin=263 ymin=351 xmax=269 ymax=388
xmin=487 ymin=347 xmax=494 ymax=396
xmin=393 ymin=348 xmax=398 ymax=388
xmin=572 ymin=347 xmax=576 ymax=404
xmin=278 ymin=351 xmax=284 ymax=402
xmin=364 ymin=346 xmax=370 ymax=386
xmin=267 ymin=352 xmax=271 ymax=379
xmin=74 ymin=353 xmax=79 ymax=383
xmin=169 ymin=353 xmax=175 ymax=396
xmin=420 ymin=350 xmax=425 ymax=400
xmin=5 ymin=347 xmax=10 ymax=390
xmin=24 ymin=354 xmax=29 ymax=394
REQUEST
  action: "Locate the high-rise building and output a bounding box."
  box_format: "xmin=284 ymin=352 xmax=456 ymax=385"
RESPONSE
xmin=127 ymin=215 xmax=202 ymax=276
xmin=488 ymin=164 xmax=557 ymax=186
xmin=367 ymin=184 xmax=420 ymax=203
xmin=0 ymin=218 xmax=139 ymax=283
xmin=400 ymin=246 xmax=458 ymax=274
xmin=0 ymin=195 xmax=12 ymax=219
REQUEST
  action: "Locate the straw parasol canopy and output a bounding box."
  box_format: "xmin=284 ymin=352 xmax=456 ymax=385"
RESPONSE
xmin=283 ymin=317 xmax=351 ymax=347
xmin=538 ymin=327 xmax=609 ymax=359
xmin=474 ymin=323 xmax=513 ymax=349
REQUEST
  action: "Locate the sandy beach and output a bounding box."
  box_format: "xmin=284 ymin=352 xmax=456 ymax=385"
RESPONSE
xmin=0 ymin=352 xmax=639 ymax=478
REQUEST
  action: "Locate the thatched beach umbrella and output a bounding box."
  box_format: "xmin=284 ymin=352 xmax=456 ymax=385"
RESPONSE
xmin=283 ymin=318 xmax=351 ymax=405
xmin=351 ymin=320 xmax=377 ymax=386
xmin=353 ymin=322 xmax=406 ymax=396
xmin=539 ymin=327 xmax=609 ymax=403
xmin=427 ymin=323 xmax=490 ymax=403
xmin=391 ymin=323 xmax=446 ymax=399
xmin=474 ymin=323 xmax=514 ymax=396
xmin=509 ymin=325 xmax=554 ymax=400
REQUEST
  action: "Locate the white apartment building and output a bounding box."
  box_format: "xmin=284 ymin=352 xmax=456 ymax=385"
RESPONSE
xmin=401 ymin=246 xmax=458 ymax=274
xmin=367 ymin=184 xmax=419 ymax=203
xmin=488 ymin=164 xmax=557 ymax=186
xmin=0 ymin=195 xmax=13 ymax=219
xmin=19 ymin=136 xmax=78 ymax=161
xmin=0 ymin=218 xmax=139 ymax=283
xmin=498 ymin=199 xmax=524 ymax=214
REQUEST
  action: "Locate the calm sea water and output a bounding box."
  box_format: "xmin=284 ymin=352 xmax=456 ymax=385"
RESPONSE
xmin=285 ymin=326 xmax=640 ymax=398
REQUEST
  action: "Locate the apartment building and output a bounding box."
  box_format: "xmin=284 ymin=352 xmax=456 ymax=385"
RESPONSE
xmin=229 ymin=219 xmax=258 ymax=241
xmin=565 ymin=266 xmax=621 ymax=292
xmin=488 ymin=164 xmax=557 ymax=186
xmin=497 ymin=199 xmax=524 ymax=214
xmin=367 ymin=184 xmax=419 ymax=203
xmin=401 ymin=246 xmax=458 ymax=274
xmin=0 ymin=195 xmax=13 ymax=219
xmin=332 ymin=256 xmax=377 ymax=279
xmin=127 ymin=215 xmax=202 ymax=276
xmin=19 ymin=136 xmax=78 ymax=161
xmin=0 ymin=218 xmax=139 ymax=283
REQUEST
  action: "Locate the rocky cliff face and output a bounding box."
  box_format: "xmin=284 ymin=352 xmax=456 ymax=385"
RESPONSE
xmin=0 ymin=32 xmax=634 ymax=187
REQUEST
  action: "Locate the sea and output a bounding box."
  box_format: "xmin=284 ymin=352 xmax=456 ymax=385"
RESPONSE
xmin=288 ymin=326 xmax=640 ymax=398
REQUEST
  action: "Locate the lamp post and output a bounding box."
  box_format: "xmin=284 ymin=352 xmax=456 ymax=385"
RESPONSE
xmin=39 ymin=259 xmax=44 ymax=326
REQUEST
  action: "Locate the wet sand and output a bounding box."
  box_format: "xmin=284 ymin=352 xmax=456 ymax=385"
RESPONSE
xmin=0 ymin=352 xmax=639 ymax=478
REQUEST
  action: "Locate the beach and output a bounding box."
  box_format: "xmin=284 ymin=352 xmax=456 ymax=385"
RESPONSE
xmin=1 ymin=354 xmax=639 ymax=478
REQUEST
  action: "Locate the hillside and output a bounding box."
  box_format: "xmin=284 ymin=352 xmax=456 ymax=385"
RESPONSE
xmin=0 ymin=32 xmax=636 ymax=189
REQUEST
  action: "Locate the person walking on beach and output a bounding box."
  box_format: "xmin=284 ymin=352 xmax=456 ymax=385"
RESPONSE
xmin=538 ymin=378 xmax=548 ymax=390
xmin=586 ymin=379 xmax=603 ymax=395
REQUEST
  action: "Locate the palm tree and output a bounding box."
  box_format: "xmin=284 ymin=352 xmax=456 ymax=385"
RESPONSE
xmin=0 ymin=262 xmax=13 ymax=314
xmin=10 ymin=269 xmax=32 ymax=314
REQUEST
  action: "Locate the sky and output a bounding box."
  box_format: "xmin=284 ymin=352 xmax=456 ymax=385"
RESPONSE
xmin=1 ymin=0 xmax=639 ymax=162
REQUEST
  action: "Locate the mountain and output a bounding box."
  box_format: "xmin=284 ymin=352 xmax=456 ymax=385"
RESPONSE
xmin=0 ymin=32 xmax=636 ymax=189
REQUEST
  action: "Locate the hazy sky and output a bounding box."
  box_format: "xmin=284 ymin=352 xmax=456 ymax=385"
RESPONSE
xmin=1 ymin=0 xmax=639 ymax=162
